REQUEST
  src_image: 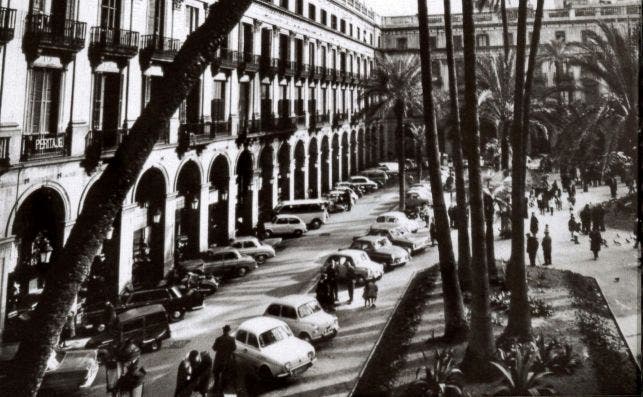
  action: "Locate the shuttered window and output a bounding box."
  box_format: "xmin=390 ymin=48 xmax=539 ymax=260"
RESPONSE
xmin=26 ymin=68 xmax=61 ymax=135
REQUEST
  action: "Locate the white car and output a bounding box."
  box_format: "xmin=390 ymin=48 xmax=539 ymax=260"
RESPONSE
xmin=264 ymin=295 xmax=339 ymax=343
xmin=377 ymin=162 xmax=399 ymax=175
xmin=321 ymin=249 xmax=384 ymax=284
xmin=372 ymin=211 xmax=422 ymax=233
xmin=234 ymin=317 xmax=316 ymax=379
xmin=263 ymin=215 xmax=308 ymax=237
xmin=348 ymin=176 xmax=379 ymax=191
xmin=228 ymin=236 xmax=276 ymax=264
xmin=330 ymin=187 xmax=358 ymax=204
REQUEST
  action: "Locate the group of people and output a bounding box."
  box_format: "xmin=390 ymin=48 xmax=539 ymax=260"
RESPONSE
xmin=103 ymin=339 xmax=147 ymax=396
xmin=526 ymin=213 xmax=552 ymax=267
xmin=175 ymin=325 xmax=236 ymax=397
xmin=569 ymin=204 xmax=606 ymax=260
xmin=316 ymin=262 xmax=378 ymax=310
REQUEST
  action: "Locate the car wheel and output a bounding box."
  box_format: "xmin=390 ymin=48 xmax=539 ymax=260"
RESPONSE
xmin=264 ymin=230 xmax=273 ymax=238
xmin=299 ymin=333 xmax=312 ymax=343
xmin=259 ymin=365 xmax=273 ymax=381
xmin=170 ymin=309 xmax=185 ymax=321
xmin=237 ymin=267 xmax=248 ymax=277
xmin=256 ymin=254 xmax=267 ymax=264
xmin=311 ymin=219 xmax=322 ymax=229
xmin=356 ymin=276 xmax=366 ymax=285
xmin=294 ymin=229 xmax=303 ymax=237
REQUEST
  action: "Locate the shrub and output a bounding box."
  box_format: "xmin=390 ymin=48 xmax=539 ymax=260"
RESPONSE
xmin=406 ymin=348 xmax=464 ymax=397
xmin=490 ymin=344 xmax=555 ymax=396
xmin=528 ymin=296 xmax=553 ymax=318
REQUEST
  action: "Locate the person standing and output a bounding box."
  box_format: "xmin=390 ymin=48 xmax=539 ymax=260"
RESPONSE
xmin=175 ymin=353 xmax=193 ymax=397
xmin=362 ymin=280 xmax=378 ymax=308
xmin=596 ymin=203 xmax=606 ymax=231
xmin=589 ymin=226 xmax=602 ymax=260
xmin=580 ymin=204 xmax=592 ymax=234
xmin=197 ymin=351 xmax=213 ymax=397
xmin=609 ymin=176 xmax=618 ymax=199
xmin=542 ymin=228 xmax=552 ymax=266
xmin=429 ymin=220 xmax=437 ymax=247
xmin=345 ymin=264 xmax=356 ymax=304
xmin=212 ymin=325 xmax=236 ymax=395
xmin=327 ymin=259 xmax=339 ymax=303
xmin=343 ymin=189 xmax=353 ymax=211
xmin=530 ymin=212 xmax=539 ymax=236
xmin=526 ymin=233 xmax=539 ymax=267
xmin=117 ymin=359 xmax=146 ymax=397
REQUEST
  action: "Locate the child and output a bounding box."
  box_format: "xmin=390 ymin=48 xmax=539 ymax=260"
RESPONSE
xmin=363 ymin=280 xmax=378 ymax=308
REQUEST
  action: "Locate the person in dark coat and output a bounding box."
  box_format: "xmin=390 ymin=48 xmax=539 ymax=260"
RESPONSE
xmin=580 ymin=204 xmax=592 ymax=234
xmin=542 ymin=228 xmax=552 ymax=266
xmin=117 ymin=359 xmax=146 ymax=396
xmin=197 ymin=351 xmax=213 ymax=396
xmin=609 ymin=177 xmax=618 ymax=199
xmin=343 ymin=189 xmax=353 ymax=211
xmin=530 ymin=212 xmax=539 ymax=235
xmin=326 ymin=259 xmax=339 ymax=303
xmin=104 ymin=300 xmax=117 ymax=331
xmin=595 ymin=203 xmax=605 ymax=231
xmin=315 ymin=273 xmax=333 ymax=310
xmin=448 ymin=206 xmax=456 ymax=228
xmin=212 ymin=325 xmax=236 ymax=394
xmin=175 ymin=354 xmax=192 ymax=397
xmin=345 ymin=264 xmax=356 ymax=304
xmin=526 ymin=233 xmax=539 ymax=267
xmin=568 ymin=214 xmax=578 ymax=241
xmin=589 ymin=226 xmax=602 ymax=260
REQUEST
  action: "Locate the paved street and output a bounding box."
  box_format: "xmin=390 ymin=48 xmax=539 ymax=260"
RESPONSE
xmin=83 ymin=186 xmax=438 ymax=397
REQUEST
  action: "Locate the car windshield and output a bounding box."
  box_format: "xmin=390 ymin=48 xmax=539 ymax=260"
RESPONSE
xmin=259 ymin=326 xmax=292 ymax=347
xmin=298 ymin=301 xmax=322 ymax=318
xmin=46 ymin=350 xmax=65 ymax=371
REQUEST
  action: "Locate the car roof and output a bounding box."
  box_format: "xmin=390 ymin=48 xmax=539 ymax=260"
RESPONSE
xmin=238 ymin=316 xmax=287 ymax=333
xmin=331 ymin=249 xmax=365 ymax=258
xmin=273 ymin=214 xmax=304 ymax=220
xmin=353 ymin=235 xmax=385 ymax=243
xmin=118 ymin=304 xmax=166 ymax=322
xmin=232 ymin=236 xmax=258 ymax=242
xmin=278 ymin=199 xmax=327 ymax=205
xmin=268 ymin=294 xmax=317 ymax=307
xmin=208 ymin=246 xmax=240 ymax=254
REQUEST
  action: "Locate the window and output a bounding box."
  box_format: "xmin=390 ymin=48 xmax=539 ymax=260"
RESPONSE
xmin=298 ymin=301 xmax=321 ymax=318
xmin=308 ymin=42 xmax=315 ymax=66
xmin=101 ymin=0 xmax=121 ymax=29
xmin=147 ymin=0 xmax=165 ymax=36
xmin=331 ymin=15 xmax=337 ymax=30
xmin=476 ymin=33 xmax=489 ymax=47
xmin=396 ymin=37 xmax=407 ymax=50
xmin=349 ymin=23 xmax=353 ymax=36
xmin=281 ymin=305 xmax=297 ymax=319
xmin=236 ymin=329 xmax=248 ymax=343
xmin=276 ymin=218 xmax=288 ymax=224
xmin=453 ymin=35 xmax=463 ymax=50
xmin=555 ymin=31 xmax=565 ymax=41
xmin=92 ymin=72 xmax=123 ymax=133
xmin=280 ymin=0 xmax=289 ymax=10
xmin=223 ymin=252 xmax=237 ymax=260
xmin=211 ymin=81 xmax=226 ymax=121
xmin=340 ymin=19 xmax=346 ymax=33
xmin=308 ymin=4 xmax=316 ymax=21
xmin=247 ymin=333 xmax=260 ymax=348
xmin=266 ymin=304 xmax=281 ymax=316
xmin=26 ymin=68 xmax=61 ymax=135
xmin=295 ymin=0 xmax=303 ymax=14
xmin=429 ymin=36 xmax=437 ymax=49
xmin=288 ymin=218 xmax=300 ymax=224
xmin=185 ymin=5 xmax=199 ymax=34
xmin=369 ymin=33 xmax=373 ymax=45
xmin=259 ymin=326 xmax=291 ymax=347
xmin=356 ymin=27 xmax=360 ymax=40
xmin=507 ymin=32 xmax=514 ymax=46
xmin=320 ymin=9 xmax=327 ymax=25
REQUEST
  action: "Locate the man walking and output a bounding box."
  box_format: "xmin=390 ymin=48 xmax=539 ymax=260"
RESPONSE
xmin=526 ymin=233 xmax=539 ymax=267
xmin=343 ymin=189 xmax=353 ymax=211
xmin=589 ymin=226 xmax=602 ymax=260
xmin=568 ymin=214 xmax=578 ymax=242
xmin=580 ymin=204 xmax=592 ymax=234
xmin=327 ymin=259 xmax=339 ymax=303
xmin=530 ymin=212 xmax=539 ymax=236
xmin=212 ymin=325 xmax=236 ymax=395
xmin=346 ymin=265 xmax=356 ymax=304
xmin=542 ymin=227 xmax=552 ymax=266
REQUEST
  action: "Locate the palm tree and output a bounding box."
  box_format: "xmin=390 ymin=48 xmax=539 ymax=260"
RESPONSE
xmin=362 ymin=55 xmax=423 ymax=210
xmin=417 ymin=0 xmax=469 ymax=341
xmin=2 ymin=1 xmax=253 ymax=394
xmin=443 ymin=0 xmax=473 ymax=292
xmin=568 ymin=22 xmax=639 ymax=157
xmin=504 ymin=0 xmax=531 ymax=341
xmin=460 ymin=0 xmax=496 ymax=376
xmin=537 ymin=38 xmax=572 ymax=104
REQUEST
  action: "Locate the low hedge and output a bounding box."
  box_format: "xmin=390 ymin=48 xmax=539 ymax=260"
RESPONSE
xmin=351 ymin=266 xmax=439 ymax=396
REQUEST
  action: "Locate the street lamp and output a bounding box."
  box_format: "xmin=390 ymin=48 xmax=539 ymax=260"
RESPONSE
xmin=190 ymin=197 xmax=199 ymax=210
xmin=39 ymin=239 xmax=53 ymax=264
xmin=220 ymin=190 xmax=228 ymax=201
xmin=105 ymin=225 xmax=114 ymax=240
xmin=152 ymin=208 xmax=162 ymax=224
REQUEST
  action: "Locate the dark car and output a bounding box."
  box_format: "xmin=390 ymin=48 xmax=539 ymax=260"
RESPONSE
xmin=180 ymin=248 xmax=258 ymax=278
xmin=348 ymin=235 xmax=410 ymax=270
xmin=119 ymin=286 xmax=203 ymax=322
xmin=367 ymin=225 xmax=430 ymax=254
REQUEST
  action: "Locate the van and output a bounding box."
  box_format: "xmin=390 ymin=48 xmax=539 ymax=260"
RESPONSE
xmin=273 ymin=199 xmax=329 ymax=229
xmin=85 ymin=304 xmax=171 ymax=352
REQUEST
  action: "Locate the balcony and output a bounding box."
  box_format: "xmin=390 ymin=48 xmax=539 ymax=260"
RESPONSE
xmin=140 ymin=34 xmax=180 ymax=65
xmin=0 ymin=7 xmax=16 ymax=45
xmin=21 ymin=133 xmax=68 ymax=161
xmin=333 ymin=112 xmax=348 ymax=128
xmin=179 ymin=122 xmax=212 ymax=147
xmin=89 ymin=27 xmax=139 ymax=65
xmin=240 ymin=52 xmax=260 ymax=73
xmin=239 ymin=115 xmax=263 ymax=135
xmin=211 ymin=118 xmax=232 ymax=138
xmin=312 ymin=66 xmax=323 ymax=80
xmin=339 ymin=70 xmax=348 ymax=84
xmin=212 ymin=49 xmax=241 ymax=73
xmin=324 ymin=67 xmax=333 ymax=82
xmin=275 ymin=115 xmax=296 ymax=133
xmin=278 ymin=59 xmax=295 ymax=77
xmin=319 ymin=112 xmax=330 ymax=125
xmin=86 ymin=128 xmax=126 ymax=152
xmin=294 ymin=62 xmax=307 ymax=79
xmin=259 ymin=56 xmax=278 ymax=78
xmin=23 ymin=14 xmax=86 ymax=60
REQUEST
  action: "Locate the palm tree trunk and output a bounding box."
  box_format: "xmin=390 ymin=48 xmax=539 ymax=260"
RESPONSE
xmin=505 ymin=0 xmax=532 ymax=341
xmin=418 ymin=0 xmax=468 ymax=341
xmin=461 ymin=0 xmax=496 ymax=373
xmin=2 ymin=1 xmax=252 ymax=395
xmin=396 ymin=101 xmax=406 ymax=210
xmin=501 ymin=122 xmax=510 ymax=170
xmin=484 ymin=192 xmax=498 ymax=282
xmin=416 ymin=140 xmax=423 ymax=181
xmin=500 ymin=0 xmax=510 ymax=62
xmin=443 ymin=0 xmax=472 ymax=292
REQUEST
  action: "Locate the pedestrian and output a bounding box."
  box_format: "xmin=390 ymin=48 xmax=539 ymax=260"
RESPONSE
xmin=526 ymin=233 xmax=539 ymax=267
xmin=315 ymin=273 xmax=333 ymax=310
xmin=423 ymin=210 xmax=430 ymax=229
xmin=609 ymin=176 xmax=618 ymax=199
xmin=429 ymin=220 xmax=436 ymax=247
xmin=362 ymin=280 xmax=378 ymax=308
xmin=117 ymin=359 xmax=146 ymax=397
xmin=212 ymin=325 xmax=236 ymax=395
xmin=343 ymin=189 xmax=352 ymax=211
xmin=595 ymin=203 xmax=605 ymax=231
xmin=175 ymin=353 xmax=193 ymax=397
xmin=104 ymin=300 xmax=117 ymax=331
xmin=542 ymin=227 xmax=552 ymax=266
xmin=326 ymin=259 xmax=339 ymax=303
xmin=59 ymin=305 xmax=77 ymax=348
xmin=188 ymin=350 xmax=202 ymax=383
xmin=448 ymin=206 xmax=456 ymax=228
xmin=530 ymin=212 xmax=539 ymax=235
xmin=589 ymin=226 xmax=602 ymax=260
xmin=567 ymin=214 xmax=576 ymax=242
xmin=346 ymin=264 xmax=356 ymax=304
xmin=580 ymin=204 xmax=592 ymax=234
xmin=197 ymin=351 xmax=213 ymax=397
xmin=555 ymin=196 xmax=562 ymax=211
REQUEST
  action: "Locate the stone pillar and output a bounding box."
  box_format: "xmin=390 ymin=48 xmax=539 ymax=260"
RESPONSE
xmin=251 ymin=173 xmax=260 ymax=227
xmin=0 ymin=237 xmax=16 ymax=341
xmin=327 ymin=144 xmax=334 ymax=191
xmin=117 ymin=204 xmax=136 ymax=292
xmin=271 ymin=165 xmax=280 ymax=206
xmin=230 ymin=70 xmax=240 ymax=130
xmin=302 ymin=154 xmax=309 ymax=199
xmin=163 ymin=193 xmax=177 ymax=276
xmin=198 ymin=183 xmax=210 ymax=252
xmin=227 ymin=178 xmax=237 ymax=240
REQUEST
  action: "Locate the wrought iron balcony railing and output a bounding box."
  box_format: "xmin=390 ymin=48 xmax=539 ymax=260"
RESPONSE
xmin=0 ymin=7 xmax=16 ymax=44
xmin=140 ymin=34 xmax=181 ymax=62
xmin=89 ymin=27 xmax=139 ymax=59
xmin=24 ymin=14 xmax=86 ymax=54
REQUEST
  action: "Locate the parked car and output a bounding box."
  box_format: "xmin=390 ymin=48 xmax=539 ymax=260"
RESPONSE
xmin=359 ymin=169 xmax=389 ymax=186
xmin=330 ymin=187 xmax=358 ymax=204
xmin=321 ymin=250 xmax=384 ymax=284
xmin=377 ymin=162 xmax=399 ymax=176
xmin=372 ymin=211 xmax=422 ymax=233
xmin=272 ymin=199 xmax=329 ymax=229
xmin=234 ymin=317 xmax=316 ymax=379
xmin=368 ymin=225 xmax=430 ymax=254
xmin=228 ymin=236 xmax=276 ymax=264
xmin=335 ymin=181 xmax=364 ymax=197
xmin=264 ymin=295 xmax=339 ymax=343
xmin=348 ymin=176 xmax=379 ymax=192
xmin=263 ymin=214 xmax=308 ymax=237
xmin=181 ymin=247 xmax=258 ymax=278
xmin=348 ymin=235 xmax=410 ymax=270
xmin=86 ymin=304 xmax=171 ymax=352
xmin=38 ymin=349 xmax=99 ymax=393
xmin=119 ymin=285 xmax=204 ymax=322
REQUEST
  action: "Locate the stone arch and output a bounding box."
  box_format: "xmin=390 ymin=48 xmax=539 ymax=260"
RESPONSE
xmin=320 ymin=135 xmax=330 ymax=194
xmin=294 ymin=140 xmax=307 ymax=199
xmin=308 ymin=136 xmax=319 ymax=198
xmin=6 ymin=181 xmax=72 ymax=237
xmin=235 ymin=149 xmax=255 ymax=234
xmin=173 ymin=157 xmax=205 ymax=192
xmin=130 ymin=164 xmax=171 ymax=205
xmin=208 ymin=154 xmax=231 ymax=245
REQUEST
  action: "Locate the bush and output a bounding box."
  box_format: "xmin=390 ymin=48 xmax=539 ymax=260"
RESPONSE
xmin=528 ymin=297 xmax=553 ymax=318
xmin=405 ymin=348 xmax=464 ymax=397
xmin=490 ymin=344 xmax=555 ymax=396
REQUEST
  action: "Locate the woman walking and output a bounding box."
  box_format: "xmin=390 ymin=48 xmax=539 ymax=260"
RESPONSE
xmin=362 ymin=280 xmax=378 ymax=308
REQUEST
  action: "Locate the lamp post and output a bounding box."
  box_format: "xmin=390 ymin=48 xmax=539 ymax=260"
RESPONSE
xmin=152 ymin=208 xmax=162 ymax=224
xmin=39 ymin=238 xmax=53 ymax=264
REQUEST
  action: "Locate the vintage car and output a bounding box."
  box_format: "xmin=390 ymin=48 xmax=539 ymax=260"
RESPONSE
xmin=264 ymin=295 xmax=339 ymax=343
xmin=371 ymin=211 xmax=422 ymax=233
xmin=181 ymin=247 xmax=258 ymax=278
xmin=321 ymin=250 xmax=384 ymax=284
xmin=376 ymin=162 xmax=399 ymax=176
xmin=359 ymin=169 xmax=389 ymax=186
xmin=348 ymin=235 xmax=410 ymax=270
xmin=234 ymin=317 xmax=316 ymax=379
xmin=367 ymin=225 xmax=430 ymax=254
xmin=335 ymin=181 xmax=364 ymax=197
xmin=332 ymin=185 xmax=360 ymax=203
xmin=228 ymin=236 xmax=276 ymax=264
xmin=348 ymin=175 xmax=379 ymax=192
xmin=118 ymin=285 xmax=203 ymax=322
xmin=39 ymin=349 xmax=99 ymax=392
xmin=263 ymin=215 xmax=308 ymax=237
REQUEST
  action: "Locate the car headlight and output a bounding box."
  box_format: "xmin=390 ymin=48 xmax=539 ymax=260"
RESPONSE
xmin=285 ymin=361 xmax=292 ymax=370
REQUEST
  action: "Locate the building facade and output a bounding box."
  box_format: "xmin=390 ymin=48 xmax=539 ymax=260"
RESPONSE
xmin=0 ymin=0 xmax=389 ymax=339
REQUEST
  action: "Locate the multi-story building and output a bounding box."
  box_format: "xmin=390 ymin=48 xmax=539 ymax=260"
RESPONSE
xmin=0 ymin=0 xmax=387 ymax=340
